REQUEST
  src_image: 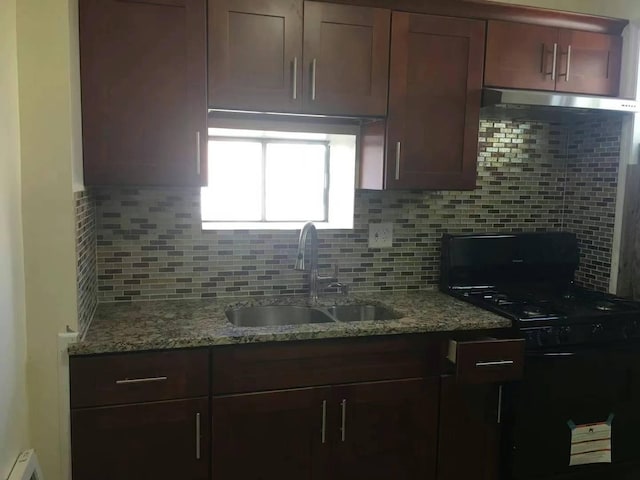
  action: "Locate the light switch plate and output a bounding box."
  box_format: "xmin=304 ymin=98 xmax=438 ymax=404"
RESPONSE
xmin=369 ymin=222 xmax=393 ymax=248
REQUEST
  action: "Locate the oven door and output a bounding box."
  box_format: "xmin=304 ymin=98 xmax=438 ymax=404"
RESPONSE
xmin=503 ymin=343 xmax=640 ymax=480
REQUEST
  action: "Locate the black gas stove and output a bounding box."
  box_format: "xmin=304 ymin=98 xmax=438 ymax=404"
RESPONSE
xmin=440 ymin=232 xmax=640 ymax=350
xmin=441 ymin=232 xmax=640 ymax=480
xmin=457 ymin=285 xmax=640 ymax=348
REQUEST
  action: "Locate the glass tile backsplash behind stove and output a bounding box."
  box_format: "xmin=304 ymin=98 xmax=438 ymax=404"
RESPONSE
xmin=74 ymin=117 xmax=622 ymax=309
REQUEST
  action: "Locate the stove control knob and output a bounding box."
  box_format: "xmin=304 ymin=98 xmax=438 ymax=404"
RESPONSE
xmin=558 ymin=326 xmax=572 ymax=344
xmin=538 ymin=328 xmax=553 ymax=346
xmin=591 ymin=323 xmax=605 ymax=338
xmin=623 ymin=321 xmax=639 ymax=339
xmin=523 ymin=330 xmax=537 ymax=347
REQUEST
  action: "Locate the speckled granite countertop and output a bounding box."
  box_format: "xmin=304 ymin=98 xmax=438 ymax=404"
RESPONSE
xmin=69 ymin=291 xmax=512 ymax=355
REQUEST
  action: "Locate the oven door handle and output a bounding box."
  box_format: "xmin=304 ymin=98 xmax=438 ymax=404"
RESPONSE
xmin=542 ymin=352 xmax=576 ymax=357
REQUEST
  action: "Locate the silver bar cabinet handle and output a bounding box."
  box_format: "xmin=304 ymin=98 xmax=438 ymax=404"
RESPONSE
xmin=497 ymin=385 xmax=503 ymax=424
xmin=551 ymin=43 xmax=558 ymax=81
xmin=565 ymin=45 xmax=572 ymax=82
xmin=292 ymin=57 xmax=298 ymax=100
xmin=311 ymin=58 xmax=317 ymax=101
xmin=321 ymin=400 xmax=327 ymax=444
xmin=340 ymin=399 xmax=347 ymax=442
xmin=195 ymin=412 xmax=201 ymax=460
xmin=395 ymin=142 xmax=401 ymax=180
xmin=196 ymin=131 xmax=201 ymax=176
xmin=475 ymin=360 xmax=514 ymax=367
xmin=115 ymin=376 xmax=167 ymax=385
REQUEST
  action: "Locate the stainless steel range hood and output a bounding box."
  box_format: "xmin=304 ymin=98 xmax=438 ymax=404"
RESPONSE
xmin=482 ymin=88 xmax=638 ymax=119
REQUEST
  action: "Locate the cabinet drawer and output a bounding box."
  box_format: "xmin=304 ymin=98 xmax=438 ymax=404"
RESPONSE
xmin=212 ymin=336 xmax=444 ymax=394
xmin=70 ymin=349 xmax=210 ymax=408
xmin=447 ymin=338 xmax=524 ymax=384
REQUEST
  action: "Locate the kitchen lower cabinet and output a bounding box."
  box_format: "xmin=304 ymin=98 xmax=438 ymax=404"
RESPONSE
xmin=437 ymin=376 xmax=501 ymax=480
xmin=212 ymin=378 xmax=439 ymax=480
xmin=212 ymin=387 xmax=331 ymax=480
xmin=79 ymin=0 xmax=207 ymax=186
xmin=71 ymin=397 xmax=209 ymax=480
xmin=70 ymin=337 xmax=520 ymax=480
xmin=332 ymin=378 xmax=439 ymax=480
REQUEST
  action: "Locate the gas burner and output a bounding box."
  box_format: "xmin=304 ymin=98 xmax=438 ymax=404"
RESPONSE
xmin=595 ymin=300 xmax=619 ymax=312
xmin=483 ymin=293 xmax=513 ymax=305
xmin=522 ymin=306 xmax=545 ymax=318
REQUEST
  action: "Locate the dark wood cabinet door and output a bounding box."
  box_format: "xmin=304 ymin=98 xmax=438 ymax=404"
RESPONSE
xmin=71 ymin=397 xmax=209 ymax=480
xmin=556 ymin=29 xmax=622 ymax=96
xmin=302 ymin=2 xmax=390 ymax=116
xmin=332 ymin=378 xmax=439 ymax=480
xmin=79 ymin=0 xmax=207 ymax=186
xmin=387 ymin=13 xmax=484 ymax=190
xmin=437 ymin=376 xmax=501 ymax=480
xmin=485 ymin=20 xmax=558 ymax=91
xmin=212 ymin=387 xmax=331 ymax=480
xmin=208 ymin=0 xmax=303 ymax=113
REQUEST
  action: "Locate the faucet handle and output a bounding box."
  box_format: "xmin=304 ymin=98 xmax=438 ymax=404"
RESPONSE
xmin=327 ymin=281 xmax=349 ymax=296
xmin=327 ymin=265 xmax=348 ymax=295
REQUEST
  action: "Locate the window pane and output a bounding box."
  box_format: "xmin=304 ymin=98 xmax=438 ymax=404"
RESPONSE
xmin=265 ymin=143 xmax=327 ymax=221
xmin=202 ymin=140 xmax=262 ymax=221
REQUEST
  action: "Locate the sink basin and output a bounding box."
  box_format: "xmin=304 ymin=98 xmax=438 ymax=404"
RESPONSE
xmin=226 ymin=306 xmax=335 ymax=327
xmin=326 ymin=305 xmax=400 ymax=322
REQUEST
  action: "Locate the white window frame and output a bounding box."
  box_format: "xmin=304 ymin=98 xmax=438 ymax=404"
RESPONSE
xmin=201 ymin=117 xmax=358 ymax=231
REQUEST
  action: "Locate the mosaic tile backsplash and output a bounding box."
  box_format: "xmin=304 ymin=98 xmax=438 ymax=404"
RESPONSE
xmin=565 ymin=116 xmax=622 ymax=291
xmin=75 ymin=190 xmax=97 ymax=333
xmin=82 ymin=117 xmax=623 ymax=303
xmin=66 ymin=116 xmax=623 ymax=309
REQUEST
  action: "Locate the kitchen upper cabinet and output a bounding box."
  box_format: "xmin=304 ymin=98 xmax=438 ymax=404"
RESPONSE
xmin=332 ymin=378 xmax=439 ymax=480
xmin=208 ymin=0 xmax=390 ymax=116
xmin=71 ymin=398 xmax=209 ymax=480
xmin=212 ymin=387 xmax=331 ymax=480
xmin=302 ymin=2 xmax=390 ymax=116
xmin=380 ymin=12 xmax=484 ymax=190
xmin=208 ymin=0 xmax=303 ymax=113
xmin=485 ymin=21 xmax=558 ymax=92
xmin=79 ymin=0 xmax=207 ymax=186
xmin=557 ymin=29 xmax=622 ymax=96
xmin=485 ymin=20 xmax=622 ymax=96
xmin=437 ymin=376 xmax=501 ymax=480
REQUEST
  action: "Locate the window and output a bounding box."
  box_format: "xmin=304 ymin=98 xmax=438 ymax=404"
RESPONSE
xmin=201 ymin=126 xmax=357 ymax=230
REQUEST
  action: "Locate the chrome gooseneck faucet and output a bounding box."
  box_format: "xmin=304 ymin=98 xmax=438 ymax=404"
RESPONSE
xmin=295 ymin=221 xmax=339 ymax=302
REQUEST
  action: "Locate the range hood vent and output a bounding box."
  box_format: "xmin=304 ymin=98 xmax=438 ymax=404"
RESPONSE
xmin=481 ymin=88 xmax=638 ymax=121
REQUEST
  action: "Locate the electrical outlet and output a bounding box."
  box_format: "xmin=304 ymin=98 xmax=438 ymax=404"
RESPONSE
xmin=369 ymin=223 xmax=393 ymax=248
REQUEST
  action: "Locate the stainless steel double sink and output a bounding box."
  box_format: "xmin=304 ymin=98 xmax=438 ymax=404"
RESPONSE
xmin=226 ymin=304 xmax=400 ymax=327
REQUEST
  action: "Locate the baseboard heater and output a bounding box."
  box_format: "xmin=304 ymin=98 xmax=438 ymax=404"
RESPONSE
xmin=8 ymin=450 xmax=44 ymax=480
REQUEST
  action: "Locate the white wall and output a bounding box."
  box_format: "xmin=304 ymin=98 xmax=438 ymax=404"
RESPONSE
xmin=16 ymin=0 xmax=81 ymax=478
xmin=0 ymin=0 xmax=30 ymax=478
xmin=495 ymin=0 xmax=640 ymax=19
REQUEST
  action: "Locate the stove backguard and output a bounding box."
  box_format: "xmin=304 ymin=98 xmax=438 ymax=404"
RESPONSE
xmin=440 ymin=232 xmax=579 ymax=291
